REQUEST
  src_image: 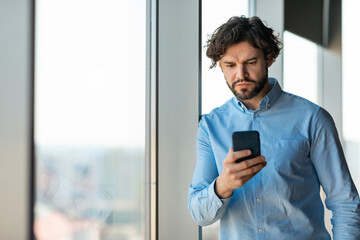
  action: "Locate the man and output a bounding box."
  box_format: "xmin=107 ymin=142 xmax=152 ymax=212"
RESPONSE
xmin=188 ymin=16 xmax=360 ymax=239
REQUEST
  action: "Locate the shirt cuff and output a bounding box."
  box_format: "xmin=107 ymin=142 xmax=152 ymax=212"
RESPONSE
xmin=208 ymin=179 xmax=232 ymax=210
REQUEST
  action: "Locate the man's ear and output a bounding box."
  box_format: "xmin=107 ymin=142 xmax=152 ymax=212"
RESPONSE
xmin=267 ymin=58 xmax=274 ymax=67
xmin=218 ymin=61 xmax=223 ymax=72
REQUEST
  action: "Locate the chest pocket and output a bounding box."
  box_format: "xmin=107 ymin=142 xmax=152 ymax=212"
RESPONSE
xmin=274 ymin=139 xmax=311 ymax=174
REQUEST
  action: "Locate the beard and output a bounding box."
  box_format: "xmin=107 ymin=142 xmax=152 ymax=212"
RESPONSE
xmin=226 ymin=68 xmax=268 ymax=101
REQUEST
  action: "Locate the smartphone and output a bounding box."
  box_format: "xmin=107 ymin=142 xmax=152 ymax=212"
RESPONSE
xmin=232 ymin=131 xmax=261 ymax=163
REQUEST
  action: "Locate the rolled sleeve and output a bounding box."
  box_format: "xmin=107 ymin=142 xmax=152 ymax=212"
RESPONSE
xmin=188 ymin=179 xmax=232 ymax=226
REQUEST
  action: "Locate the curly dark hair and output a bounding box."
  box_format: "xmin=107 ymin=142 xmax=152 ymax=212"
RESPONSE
xmin=206 ymin=16 xmax=283 ymax=69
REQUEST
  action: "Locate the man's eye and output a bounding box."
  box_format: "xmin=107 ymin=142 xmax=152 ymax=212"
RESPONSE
xmin=226 ymin=64 xmax=234 ymax=68
xmin=248 ymin=61 xmax=256 ymax=65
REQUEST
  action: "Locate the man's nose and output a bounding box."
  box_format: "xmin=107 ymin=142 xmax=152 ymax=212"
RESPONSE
xmin=235 ymin=65 xmax=248 ymax=80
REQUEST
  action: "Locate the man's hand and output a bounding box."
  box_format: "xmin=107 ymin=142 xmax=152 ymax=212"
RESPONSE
xmin=215 ymin=147 xmax=267 ymax=199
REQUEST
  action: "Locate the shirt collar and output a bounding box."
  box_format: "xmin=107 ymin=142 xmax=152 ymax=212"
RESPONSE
xmin=235 ymin=77 xmax=282 ymax=112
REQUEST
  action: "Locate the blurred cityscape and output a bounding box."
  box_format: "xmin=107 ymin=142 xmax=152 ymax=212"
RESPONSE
xmin=35 ymin=144 xmax=145 ymax=240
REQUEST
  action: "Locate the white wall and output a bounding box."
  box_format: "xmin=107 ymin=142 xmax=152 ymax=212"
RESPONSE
xmin=158 ymin=0 xmax=199 ymax=239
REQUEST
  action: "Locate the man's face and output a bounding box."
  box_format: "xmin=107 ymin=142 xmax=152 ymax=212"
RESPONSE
xmin=219 ymin=41 xmax=273 ymax=102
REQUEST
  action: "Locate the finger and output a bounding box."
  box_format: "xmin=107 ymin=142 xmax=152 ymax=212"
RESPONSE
xmin=235 ymin=156 xmax=266 ymax=170
xmin=224 ymin=147 xmax=234 ymax=160
xmin=229 ymin=149 xmax=252 ymax=163
xmin=236 ymin=161 xmax=267 ymax=178
xmin=234 ymin=166 xmax=265 ymax=188
xmin=251 ymin=165 xmax=264 ymax=178
xmin=233 ymin=174 xmax=253 ymax=189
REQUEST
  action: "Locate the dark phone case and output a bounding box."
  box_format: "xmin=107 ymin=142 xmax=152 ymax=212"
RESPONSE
xmin=232 ymin=131 xmax=261 ymax=163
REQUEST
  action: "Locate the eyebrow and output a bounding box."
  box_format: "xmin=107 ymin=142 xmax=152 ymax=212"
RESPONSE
xmin=246 ymin=57 xmax=258 ymax=62
xmin=222 ymin=57 xmax=258 ymax=64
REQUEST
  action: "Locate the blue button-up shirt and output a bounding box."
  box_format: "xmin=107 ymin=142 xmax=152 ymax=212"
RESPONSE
xmin=188 ymin=78 xmax=360 ymax=239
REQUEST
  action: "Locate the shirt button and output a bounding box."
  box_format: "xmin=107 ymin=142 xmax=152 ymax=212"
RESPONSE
xmin=217 ymin=201 xmax=221 ymax=207
xmin=256 ymin=198 xmax=261 ymax=203
xmin=258 ymin=228 xmax=263 ymax=233
xmin=254 ymin=113 xmax=258 ymax=117
xmin=267 ymin=104 xmax=271 ymax=108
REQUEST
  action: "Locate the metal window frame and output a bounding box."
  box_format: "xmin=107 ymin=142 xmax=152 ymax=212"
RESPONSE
xmin=146 ymin=0 xmax=159 ymax=239
xmin=0 ymin=0 xmax=33 ymax=239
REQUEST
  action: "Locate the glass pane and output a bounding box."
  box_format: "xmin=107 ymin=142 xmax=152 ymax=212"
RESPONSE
xmin=34 ymin=1 xmax=147 ymax=239
xmin=283 ymin=31 xmax=319 ymax=104
xmin=342 ymin=0 xmax=360 ymax=189
xmin=201 ymin=1 xmax=248 ymax=239
xmin=201 ymin=0 xmax=249 ymax=115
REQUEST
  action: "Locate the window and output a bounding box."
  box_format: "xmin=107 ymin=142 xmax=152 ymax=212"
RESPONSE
xmin=34 ymin=0 xmax=147 ymax=239
xmin=201 ymin=0 xmax=249 ymax=115
xmin=283 ymin=31 xmax=320 ymax=105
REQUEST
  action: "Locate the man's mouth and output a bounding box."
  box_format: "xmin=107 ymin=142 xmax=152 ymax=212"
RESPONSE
xmin=232 ymin=79 xmax=256 ymax=89
xmin=235 ymin=82 xmax=251 ymax=88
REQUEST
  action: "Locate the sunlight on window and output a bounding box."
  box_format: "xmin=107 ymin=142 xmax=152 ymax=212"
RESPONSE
xmin=283 ymin=31 xmax=319 ymax=105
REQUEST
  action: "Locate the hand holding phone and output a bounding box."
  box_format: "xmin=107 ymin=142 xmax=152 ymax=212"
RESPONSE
xmin=215 ymin=131 xmax=264 ymax=198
